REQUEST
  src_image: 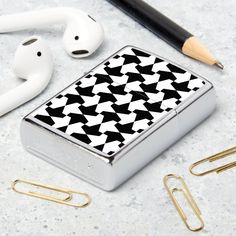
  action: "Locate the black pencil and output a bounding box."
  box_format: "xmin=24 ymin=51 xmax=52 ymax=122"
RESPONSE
xmin=107 ymin=0 xmax=223 ymax=69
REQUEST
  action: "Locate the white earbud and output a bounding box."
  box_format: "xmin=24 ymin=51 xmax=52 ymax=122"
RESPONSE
xmin=0 ymin=36 xmax=53 ymax=117
xmin=0 ymin=7 xmax=104 ymax=58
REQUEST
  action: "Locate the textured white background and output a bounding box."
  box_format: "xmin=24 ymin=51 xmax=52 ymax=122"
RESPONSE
xmin=0 ymin=0 xmax=235 ymax=235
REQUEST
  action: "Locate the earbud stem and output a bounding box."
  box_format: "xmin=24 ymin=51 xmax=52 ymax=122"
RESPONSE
xmin=0 ymin=8 xmax=85 ymax=32
xmin=0 ymin=74 xmax=51 ymax=117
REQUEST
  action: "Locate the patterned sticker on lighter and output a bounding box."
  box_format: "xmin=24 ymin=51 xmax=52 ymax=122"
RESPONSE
xmin=21 ymin=46 xmax=216 ymax=191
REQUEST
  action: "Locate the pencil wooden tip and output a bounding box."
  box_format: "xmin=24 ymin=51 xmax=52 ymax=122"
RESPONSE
xmin=183 ymin=37 xmax=222 ymax=68
xmin=215 ymin=61 xmax=224 ymax=70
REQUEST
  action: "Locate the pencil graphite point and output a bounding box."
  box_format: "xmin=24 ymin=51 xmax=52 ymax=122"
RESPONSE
xmin=215 ymin=61 xmax=224 ymax=70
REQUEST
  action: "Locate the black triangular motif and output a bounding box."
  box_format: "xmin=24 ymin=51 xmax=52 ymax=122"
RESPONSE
xmin=144 ymin=102 xmax=163 ymax=112
xmin=82 ymin=124 xmax=102 ymax=136
xmin=167 ymin=63 xmax=186 ymax=73
xmin=79 ymin=105 xmax=98 ymax=116
xmin=111 ymin=103 xmax=131 ymax=114
xmin=104 ymin=131 xmax=125 ymax=143
xmin=65 ymin=94 xmax=84 ymax=105
xmin=75 ymin=81 xmax=82 ymax=86
xmin=133 ymin=110 xmax=154 ymax=121
xmin=131 ymin=91 xmax=149 ymax=99
xmin=71 ymin=133 xmax=91 ymax=144
xmin=113 ymin=55 xmax=120 ymax=59
xmin=162 ymin=89 xmax=181 ymax=100
xmin=46 ymin=106 xmax=65 ymax=118
xmin=166 ymin=107 xmax=173 ymax=111
xmin=154 ymin=57 xmax=163 ymax=63
xmin=136 ymin=64 xmax=154 ymax=75
xmin=171 ymin=81 xmax=190 ymax=92
xmin=118 ymin=143 xmax=125 ymax=148
xmin=97 ymin=92 xmax=117 ymax=103
xmin=126 ymin=72 xmax=145 ymax=83
xmin=94 ymin=144 xmax=104 ymax=151
xmin=140 ymin=83 xmax=158 ymax=93
xmin=104 ymin=66 xmax=123 ymax=76
xmin=122 ymin=54 xmax=141 ymax=65
xmin=137 ymin=129 xmax=143 ymax=133
xmin=58 ymin=126 xmax=68 ymax=132
xmin=157 ymin=71 xmax=177 ymax=81
xmin=115 ymin=122 xmax=135 ymax=134
xmin=85 ymin=74 xmax=92 ymax=78
xmin=35 ymin=114 xmax=55 ymax=126
xmin=101 ymin=111 xmax=121 ymax=122
xmin=130 ymin=91 xmax=146 ymax=102
xmin=68 ymin=113 xmax=88 ymax=124
xmin=108 ymin=84 xmax=126 ymax=95
xmin=75 ymin=85 xmax=94 ymax=96
xmin=189 ymin=74 xmax=199 ymax=81
xmin=94 ymin=74 xmax=112 ymax=84
xmin=107 ymin=151 xmax=115 ymax=155
xmin=132 ymin=48 xmax=150 ymax=57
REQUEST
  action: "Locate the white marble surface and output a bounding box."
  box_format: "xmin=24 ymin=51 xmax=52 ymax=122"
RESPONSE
xmin=0 ymin=0 xmax=236 ymax=235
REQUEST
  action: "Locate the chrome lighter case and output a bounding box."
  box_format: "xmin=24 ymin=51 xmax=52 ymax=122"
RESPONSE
xmin=21 ymin=46 xmax=216 ymax=191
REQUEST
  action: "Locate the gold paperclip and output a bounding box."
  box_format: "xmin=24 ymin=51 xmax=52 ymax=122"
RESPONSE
xmin=12 ymin=179 xmax=91 ymax=208
xmin=189 ymin=146 xmax=236 ymax=176
xmin=163 ymin=174 xmax=204 ymax=232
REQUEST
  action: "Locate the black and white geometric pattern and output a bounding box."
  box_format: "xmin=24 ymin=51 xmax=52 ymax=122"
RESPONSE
xmin=32 ymin=46 xmax=205 ymax=156
xmin=94 ymin=47 xmax=205 ymax=108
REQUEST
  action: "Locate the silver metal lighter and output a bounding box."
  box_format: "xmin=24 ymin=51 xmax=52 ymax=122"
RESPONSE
xmin=21 ymin=46 xmax=216 ymax=191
